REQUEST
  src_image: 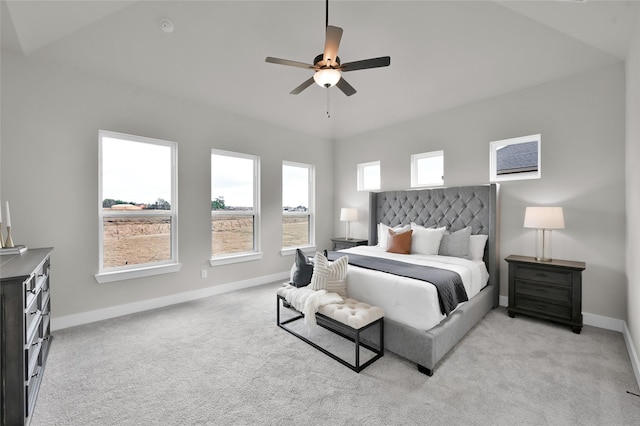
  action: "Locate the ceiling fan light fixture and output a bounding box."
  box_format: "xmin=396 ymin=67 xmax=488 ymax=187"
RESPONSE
xmin=313 ymin=68 xmax=341 ymax=88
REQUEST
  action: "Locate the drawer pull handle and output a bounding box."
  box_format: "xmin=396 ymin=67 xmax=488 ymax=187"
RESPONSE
xmin=535 ymin=273 xmax=547 ymax=278
xmin=30 ymin=310 xmax=40 ymax=316
xmin=30 ymin=288 xmax=37 ymax=295
xmin=31 ymin=371 xmax=40 ymax=379
xmin=32 ymin=340 xmax=42 ymax=347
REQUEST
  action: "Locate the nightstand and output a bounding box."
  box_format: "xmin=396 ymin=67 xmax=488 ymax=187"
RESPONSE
xmin=331 ymin=238 xmax=368 ymax=251
xmin=505 ymin=255 xmax=586 ymax=334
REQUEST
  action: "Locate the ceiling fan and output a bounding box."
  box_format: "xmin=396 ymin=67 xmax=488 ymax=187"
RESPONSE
xmin=265 ymin=0 xmax=390 ymax=97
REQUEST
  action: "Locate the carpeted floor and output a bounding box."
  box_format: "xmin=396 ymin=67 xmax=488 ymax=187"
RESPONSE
xmin=32 ymin=282 xmax=640 ymax=425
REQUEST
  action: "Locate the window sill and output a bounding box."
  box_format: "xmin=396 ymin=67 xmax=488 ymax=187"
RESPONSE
xmin=209 ymin=252 xmax=263 ymax=267
xmin=280 ymin=245 xmax=317 ymax=257
xmin=95 ymin=262 xmax=182 ymax=284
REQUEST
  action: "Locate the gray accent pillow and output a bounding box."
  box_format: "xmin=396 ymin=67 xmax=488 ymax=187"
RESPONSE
xmin=292 ymin=249 xmax=313 ymax=287
xmin=439 ymin=226 xmax=472 ymax=257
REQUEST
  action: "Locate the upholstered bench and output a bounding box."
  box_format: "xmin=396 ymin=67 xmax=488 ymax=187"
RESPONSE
xmin=277 ymin=293 xmax=384 ymax=372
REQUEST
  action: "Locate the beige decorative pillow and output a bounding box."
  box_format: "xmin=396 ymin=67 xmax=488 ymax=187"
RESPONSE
xmin=309 ymin=252 xmax=349 ymax=298
xmin=386 ymin=229 xmax=413 ymax=254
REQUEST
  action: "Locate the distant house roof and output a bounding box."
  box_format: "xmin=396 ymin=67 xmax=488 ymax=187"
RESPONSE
xmin=496 ymin=141 xmax=538 ymax=174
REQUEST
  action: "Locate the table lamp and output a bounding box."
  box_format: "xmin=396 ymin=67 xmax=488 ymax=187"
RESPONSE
xmin=524 ymin=206 xmax=564 ymax=261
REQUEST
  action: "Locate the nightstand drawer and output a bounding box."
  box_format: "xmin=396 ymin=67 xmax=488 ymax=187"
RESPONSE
xmin=515 ymin=296 xmax=572 ymax=320
xmin=515 ymin=266 xmax=571 ymax=285
xmin=333 ymin=241 xmax=354 ymax=250
xmin=515 ymin=280 xmax=571 ymax=303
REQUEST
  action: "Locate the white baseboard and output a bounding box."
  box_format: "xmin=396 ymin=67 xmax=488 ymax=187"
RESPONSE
xmin=51 ymin=271 xmax=289 ymax=331
xmin=499 ymin=294 xmax=640 ymax=389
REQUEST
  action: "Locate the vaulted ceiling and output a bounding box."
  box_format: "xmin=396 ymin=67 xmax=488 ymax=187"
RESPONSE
xmin=2 ymin=1 xmax=637 ymax=139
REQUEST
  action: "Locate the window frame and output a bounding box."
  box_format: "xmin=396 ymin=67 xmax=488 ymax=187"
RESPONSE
xmin=281 ymin=160 xmax=316 ymax=256
xmin=96 ymin=130 xmax=180 ymax=284
xmin=490 ymin=134 xmax=541 ymax=182
xmin=410 ymin=150 xmax=444 ymax=188
xmin=210 ymin=149 xmax=262 ymax=266
xmin=357 ymin=161 xmax=381 ymax=191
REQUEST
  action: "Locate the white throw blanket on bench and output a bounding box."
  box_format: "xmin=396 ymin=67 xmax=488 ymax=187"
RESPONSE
xmin=278 ymin=284 xmax=344 ymax=329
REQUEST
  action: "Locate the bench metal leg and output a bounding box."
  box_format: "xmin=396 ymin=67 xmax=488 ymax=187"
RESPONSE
xmin=276 ymin=294 xmax=384 ymax=373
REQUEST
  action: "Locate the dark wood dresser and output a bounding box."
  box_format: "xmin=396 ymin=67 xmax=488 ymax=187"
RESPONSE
xmin=1 ymin=248 xmax=53 ymax=425
xmin=505 ymin=254 xmax=585 ymax=333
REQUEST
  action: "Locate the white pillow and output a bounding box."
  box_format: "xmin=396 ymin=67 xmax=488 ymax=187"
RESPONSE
xmin=466 ymin=234 xmax=489 ymax=261
xmin=377 ymin=223 xmax=410 ymax=249
xmin=410 ymin=225 xmax=447 ymax=255
xmin=309 ymin=252 xmax=349 ymax=298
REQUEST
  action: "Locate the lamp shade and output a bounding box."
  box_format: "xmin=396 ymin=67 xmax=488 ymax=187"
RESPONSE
xmin=523 ymin=206 xmax=565 ymax=230
xmin=313 ymin=68 xmax=341 ymax=88
xmin=340 ymin=208 xmax=358 ymax=222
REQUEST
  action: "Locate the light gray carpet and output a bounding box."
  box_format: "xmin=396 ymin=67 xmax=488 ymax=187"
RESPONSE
xmin=32 ymin=282 xmax=640 ymax=425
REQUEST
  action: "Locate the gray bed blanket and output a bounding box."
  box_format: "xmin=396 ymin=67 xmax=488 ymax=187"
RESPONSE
xmin=327 ymin=251 xmax=468 ymax=316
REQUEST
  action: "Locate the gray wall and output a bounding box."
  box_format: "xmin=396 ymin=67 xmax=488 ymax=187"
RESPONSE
xmin=0 ymin=51 xmax=334 ymax=318
xmin=333 ymin=63 xmax=627 ymax=321
xmin=626 ymin=6 xmax=640 ymax=375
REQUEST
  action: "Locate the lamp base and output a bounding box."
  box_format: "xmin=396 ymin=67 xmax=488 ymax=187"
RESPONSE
xmin=534 ymin=229 xmax=553 ymax=262
xmin=534 ymin=256 xmax=552 ymax=262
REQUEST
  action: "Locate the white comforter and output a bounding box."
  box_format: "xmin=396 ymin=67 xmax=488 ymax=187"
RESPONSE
xmin=337 ymin=246 xmax=489 ymax=331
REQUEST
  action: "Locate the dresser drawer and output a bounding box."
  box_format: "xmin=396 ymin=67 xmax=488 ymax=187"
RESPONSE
xmin=24 ymin=324 xmax=43 ymax=381
xmin=514 ymin=280 xmax=571 ymax=303
xmin=25 ymin=365 xmax=43 ymax=419
xmin=24 ymin=292 xmax=42 ymax=342
xmin=515 ymin=266 xmax=572 ymax=285
xmin=515 ymin=296 xmax=572 ymax=320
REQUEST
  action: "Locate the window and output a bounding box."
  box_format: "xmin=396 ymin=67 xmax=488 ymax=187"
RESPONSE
xmin=357 ymin=161 xmax=380 ymax=191
xmin=411 ymin=150 xmax=444 ymax=187
xmin=211 ymin=150 xmax=261 ymax=265
xmin=97 ymin=130 xmax=180 ymax=283
xmin=282 ymin=161 xmax=315 ymax=251
xmin=490 ymin=134 xmax=541 ymax=182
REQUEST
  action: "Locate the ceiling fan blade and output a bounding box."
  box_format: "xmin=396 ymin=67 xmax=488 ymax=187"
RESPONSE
xmin=336 ymin=77 xmax=356 ymax=96
xmin=323 ymin=26 xmax=343 ymax=67
xmin=340 ymin=56 xmax=391 ymax=72
xmin=265 ymin=57 xmax=314 ymax=69
xmin=290 ymin=77 xmax=315 ymax=95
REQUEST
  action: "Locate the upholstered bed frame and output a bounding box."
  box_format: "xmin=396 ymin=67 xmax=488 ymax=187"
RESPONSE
xmin=367 ymin=184 xmax=499 ymax=375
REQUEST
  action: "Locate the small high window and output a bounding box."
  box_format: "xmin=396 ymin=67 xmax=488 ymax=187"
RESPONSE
xmin=411 ymin=150 xmax=444 ymax=188
xmin=490 ymin=134 xmax=541 ymax=182
xmin=357 ymin=161 xmax=381 ymax=191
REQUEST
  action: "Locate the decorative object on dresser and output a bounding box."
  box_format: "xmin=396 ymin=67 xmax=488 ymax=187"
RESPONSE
xmin=331 ymin=237 xmax=367 ymax=251
xmin=523 ymin=206 xmax=565 ymax=261
xmin=505 ymin=254 xmax=585 ymax=333
xmin=1 ymin=248 xmax=54 ymax=425
xmin=339 ymin=207 xmax=358 ymax=240
xmin=4 ymin=200 xmax=15 ymax=248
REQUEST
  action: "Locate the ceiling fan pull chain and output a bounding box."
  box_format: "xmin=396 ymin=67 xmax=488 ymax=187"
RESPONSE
xmin=326 ymin=88 xmax=331 ymax=118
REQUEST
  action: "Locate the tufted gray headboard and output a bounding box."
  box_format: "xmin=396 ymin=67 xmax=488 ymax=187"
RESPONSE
xmin=369 ymin=184 xmax=499 ymax=307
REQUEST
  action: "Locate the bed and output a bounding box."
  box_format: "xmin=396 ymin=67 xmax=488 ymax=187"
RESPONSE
xmin=335 ymin=184 xmax=499 ymax=375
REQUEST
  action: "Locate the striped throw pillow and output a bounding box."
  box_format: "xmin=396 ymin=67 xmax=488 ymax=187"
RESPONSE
xmin=309 ymin=252 xmax=348 ymax=298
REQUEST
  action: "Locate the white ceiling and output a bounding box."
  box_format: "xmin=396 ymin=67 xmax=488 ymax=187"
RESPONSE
xmin=2 ymin=0 xmax=638 ymax=140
